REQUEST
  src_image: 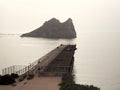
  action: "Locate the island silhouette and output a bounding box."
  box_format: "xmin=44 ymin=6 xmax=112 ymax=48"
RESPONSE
xmin=21 ymin=18 xmax=76 ymax=39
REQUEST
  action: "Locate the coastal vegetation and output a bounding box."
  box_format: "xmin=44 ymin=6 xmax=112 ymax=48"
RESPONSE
xmin=27 ymin=73 xmax=34 ymax=80
xmin=59 ymin=73 xmax=100 ymax=90
xmin=0 ymin=73 xmax=19 ymax=85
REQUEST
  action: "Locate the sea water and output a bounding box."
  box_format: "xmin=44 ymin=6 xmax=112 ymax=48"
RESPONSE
xmin=0 ymin=32 xmax=120 ymax=90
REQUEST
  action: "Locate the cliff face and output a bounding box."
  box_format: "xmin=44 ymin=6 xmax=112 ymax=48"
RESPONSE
xmin=21 ymin=18 xmax=76 ymax=38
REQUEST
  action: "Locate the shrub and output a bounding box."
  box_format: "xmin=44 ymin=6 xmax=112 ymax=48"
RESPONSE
xmin=59 ymin=73 xmax=100 ymax=90
xmin=18 ymin=74 xmax=27 ymax=82
xmin=18 ymin=77 xmax=24 ymax=82
xmin=0 ymin=74 xmax=15 ymax=85
xmin=11 ymin=73 xmax=19 ymax=79
xmin=27 ymin=74 xmax=34 ymax=80
xmin=12 ymin=83 xmax=16 ymax=86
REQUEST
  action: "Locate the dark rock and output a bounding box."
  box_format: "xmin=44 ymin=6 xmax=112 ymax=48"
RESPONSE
xmin=21 ymin=18 xmax=76 ymax=38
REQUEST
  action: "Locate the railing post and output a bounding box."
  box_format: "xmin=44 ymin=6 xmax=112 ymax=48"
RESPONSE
xmin=2 ymin=69 xmax=4 ymax=75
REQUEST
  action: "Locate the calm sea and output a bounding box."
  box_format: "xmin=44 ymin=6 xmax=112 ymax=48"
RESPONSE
xmin=0 ymin=32 xmax=120 ymax=90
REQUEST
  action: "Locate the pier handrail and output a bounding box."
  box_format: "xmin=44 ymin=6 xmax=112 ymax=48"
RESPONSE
xmin=15 ymin=46 xmax=61 ymax=75
xmin=15 ymin=55 xmax=46 ymax=75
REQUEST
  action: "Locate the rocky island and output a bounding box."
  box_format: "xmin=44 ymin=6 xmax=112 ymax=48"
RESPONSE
xmin=21 ymin=18 xmax=76 ymax=38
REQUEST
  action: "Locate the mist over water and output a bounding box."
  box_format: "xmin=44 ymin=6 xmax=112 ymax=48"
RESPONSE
xmin=74 ymin=32 xmax=120 ymax=90
xmin=0 ymin=32 xmax=120 ymax=90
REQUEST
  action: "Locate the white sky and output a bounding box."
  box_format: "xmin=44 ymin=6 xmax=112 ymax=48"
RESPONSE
xmin=0 ymin=0 xmax=120 ymax=33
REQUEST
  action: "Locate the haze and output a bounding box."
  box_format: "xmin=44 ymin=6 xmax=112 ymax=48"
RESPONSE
xmin=0 ymin=0 xmax=120 ymax=34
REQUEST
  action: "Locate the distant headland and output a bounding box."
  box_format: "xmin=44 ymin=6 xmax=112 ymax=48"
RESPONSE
xmin=21 ymin=18 xmax=76 ymax=39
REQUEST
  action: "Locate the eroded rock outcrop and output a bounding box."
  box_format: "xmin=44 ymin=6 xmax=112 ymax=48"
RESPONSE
xmin=21 ymin=18 xmax=76 ymax=38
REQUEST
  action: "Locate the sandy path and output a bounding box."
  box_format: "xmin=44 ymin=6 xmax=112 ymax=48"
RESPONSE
xmin=0 ymin=77 xmax=61 ymax=90
xmin=0 ymin=85 xmax=12 ymax=90
xmin=13 ymin=77 xmax=61 ymax=90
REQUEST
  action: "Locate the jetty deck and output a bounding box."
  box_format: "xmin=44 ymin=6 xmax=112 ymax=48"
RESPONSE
xmin=43 ymin=45 xmax=76 ymax=76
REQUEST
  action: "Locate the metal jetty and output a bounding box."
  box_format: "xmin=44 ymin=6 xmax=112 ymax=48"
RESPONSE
xmin=2 ymin=45 xmax=76 ymax=77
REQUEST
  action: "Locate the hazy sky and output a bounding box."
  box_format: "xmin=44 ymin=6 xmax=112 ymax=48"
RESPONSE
xmin=0 ymin=0 xmax=120 ymax=33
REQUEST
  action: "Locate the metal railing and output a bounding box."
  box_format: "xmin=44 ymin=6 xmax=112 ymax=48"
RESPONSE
xmin=2 ymin=65 xmax=26 ymax=75
xmin=15 ymin=55 xmax=47 ymax=75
